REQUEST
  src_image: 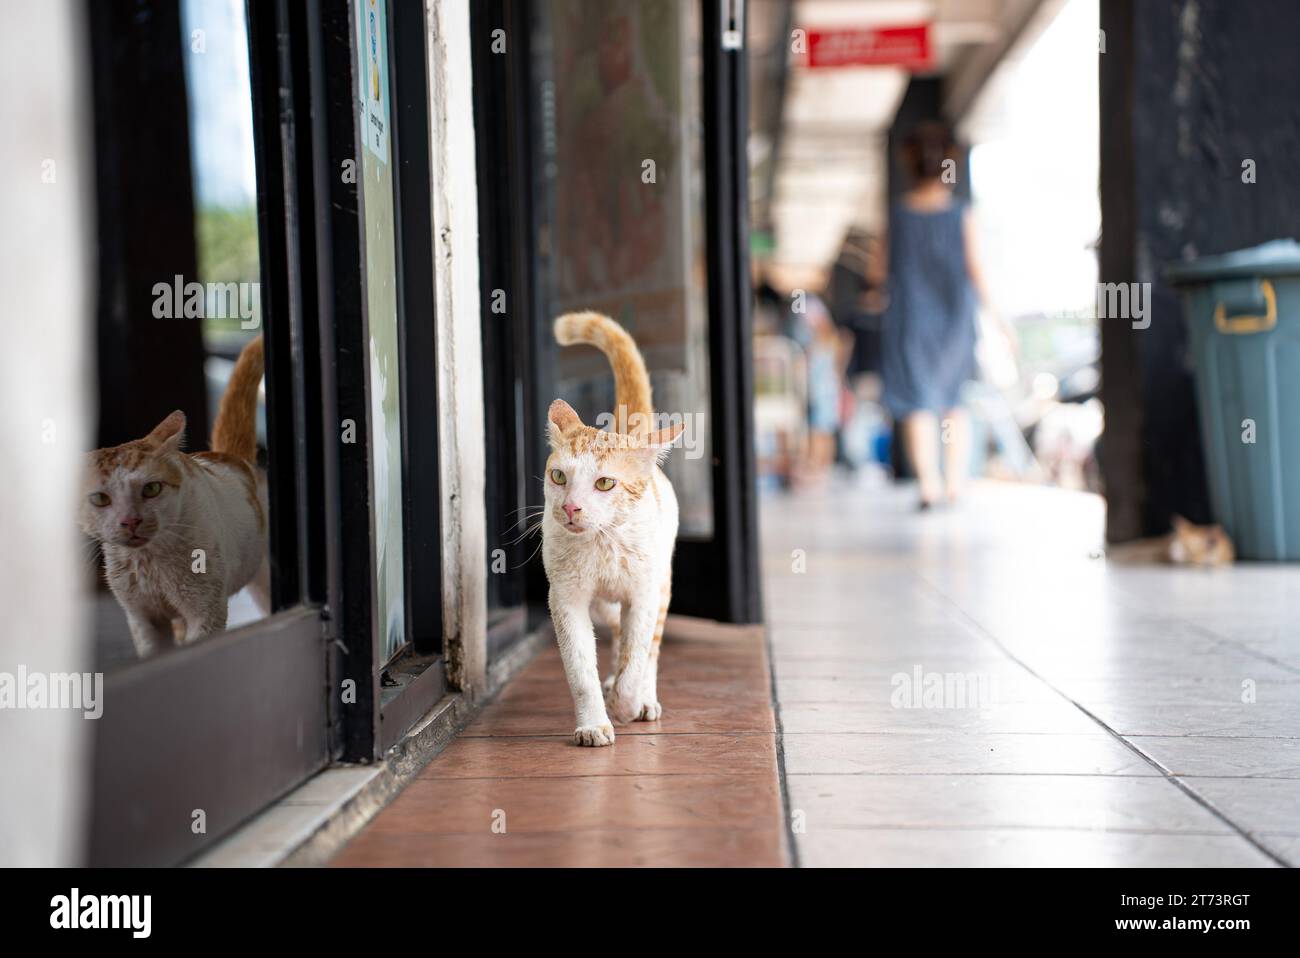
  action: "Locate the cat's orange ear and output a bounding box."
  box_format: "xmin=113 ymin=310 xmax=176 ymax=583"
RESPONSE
xmin=625 ymin=422 xmax=684 ymax=471
xmin=1170 ymin=514 xmax=1192 ymax=533
xmin=145 ymin=410 xmax=186 ymax=450
xmin=548 ymin=399 xmax=583 ymax=447
xmin=646 ymin=422 xmax=685 ymax=449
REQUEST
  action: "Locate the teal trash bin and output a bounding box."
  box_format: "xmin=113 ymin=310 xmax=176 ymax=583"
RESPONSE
xmin=1167 ymin=239 xmax=1300 ymax=560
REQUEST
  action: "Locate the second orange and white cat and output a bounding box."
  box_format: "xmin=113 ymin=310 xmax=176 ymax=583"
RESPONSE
xmin=80 ymin=336 xmax=268 ymax=656
xmin=543 ymin=313 xmax=684 ymax=747
xmin=1107 ymin=514 xmax=1235 ymax=567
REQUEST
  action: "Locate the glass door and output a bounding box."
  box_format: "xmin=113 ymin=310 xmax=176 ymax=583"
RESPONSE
xmin=353 ymin=0 xmax=408 ymax=667
xmin=473 ymin=0 xmax=761 ymax=626
xmin=84 ymin=0 xmax=448 ymax=864
xmin=85 ymin=0 xmax=331 ymax=866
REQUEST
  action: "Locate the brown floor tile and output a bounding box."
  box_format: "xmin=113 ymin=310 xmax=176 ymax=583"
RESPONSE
xmin=418 ymin=732 xmax=777 ymax=780
xmin=463 ymin=695 xmax=774 ymax=737
xmin=333 ymin=618 xmax=787 ymax=867
xmin=332 ymin=825 xmax=785 ymax=867
xmin=347 ymin=773 xmax=780 ymax=835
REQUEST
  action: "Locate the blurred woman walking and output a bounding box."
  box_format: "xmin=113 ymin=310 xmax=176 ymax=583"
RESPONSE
xmin=877 ymin=122 xmax=996 ymax=509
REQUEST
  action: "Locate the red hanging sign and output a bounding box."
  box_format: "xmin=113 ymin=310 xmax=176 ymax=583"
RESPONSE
xmin=805 ymin=24 xmax=932 ymax=70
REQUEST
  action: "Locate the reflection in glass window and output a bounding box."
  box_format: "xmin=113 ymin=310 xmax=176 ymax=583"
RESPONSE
xmin=540 ymin=0 xmax=713 ymax=536
xmin=180 ymin=0 xmax=262 ymax=355
xmin=180 ymin=0 xmax=266 ymax=633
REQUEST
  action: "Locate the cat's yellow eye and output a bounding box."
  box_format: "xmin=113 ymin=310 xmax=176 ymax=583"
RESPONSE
xmin=141 ymin=481 xmax=163 ymax=499
xmin=594 ymin=477 xmax=616 ymax=492
xmin=88 ymin=492 xmax=111 ymax=508
xmin=550 ymin=469 xmax=567 ymax=485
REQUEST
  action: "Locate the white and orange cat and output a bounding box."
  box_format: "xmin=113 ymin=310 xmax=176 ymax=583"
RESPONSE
xmin=543 ymin=313 xmax=684 ymax=747
xmin=80 ymin=336 xmax=269 ymax=656
xmin=1107 ymin=514 xmax=1235 ymax=567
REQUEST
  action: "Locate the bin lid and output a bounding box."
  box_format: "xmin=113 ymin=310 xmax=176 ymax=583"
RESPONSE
xmin=1166 ymin=239 xmax=1300 ymax=284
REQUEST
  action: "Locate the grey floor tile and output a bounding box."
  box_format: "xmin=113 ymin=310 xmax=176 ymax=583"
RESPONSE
xmin=780 ymin=699 xmax=1101 ymax=735
xmin=786 ymin=774 xmax=1232 ymax=833
xmin=1053 ymin=673 xmax=1300 ymax=707
xmin=770 ymin=653 xmax=1014 ymax=679
xmin=1256 ymin=834 xmax=1300 ymax=866
xmin=775 ymin=668 xmax=1061 ymax=705
xmin=1178 ymin=777 xmax=1300 ymax=835
xmin=762 ymin=480 xmax=1300 ymax=866
xmin=1127 ymin=735 xmax=1300 ymax=778
xmin=1082 ymin=701 xmax=1300 ymax=738
xmin=796 ymin=828 xmax=1277 ymax=868
xmin=783 ymin=732 xmax=1157 ymax=776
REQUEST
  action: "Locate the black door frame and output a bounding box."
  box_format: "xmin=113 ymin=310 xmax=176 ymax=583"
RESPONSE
xmin=299 ymin=0 xmax=447 ymax=762
xmin=673 ymin=0 xmax=763 ymax=624
xmin=471 ymin=0 xmax=554 ymax=660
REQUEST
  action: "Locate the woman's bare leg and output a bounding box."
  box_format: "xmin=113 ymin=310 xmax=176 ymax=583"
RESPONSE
xmin=941 ymin=408 xmax=970 ymax=502
xmin=902 ymin=412 xmax=943 ymax=505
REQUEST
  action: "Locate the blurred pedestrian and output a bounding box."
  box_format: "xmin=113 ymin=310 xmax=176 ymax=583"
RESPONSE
xmin=799 ymin=293 xmax=845 ymax=484
xmin=876 ymin=122 xmax=1003 ymax=508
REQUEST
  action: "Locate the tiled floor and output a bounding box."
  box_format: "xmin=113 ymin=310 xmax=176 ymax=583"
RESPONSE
xmin=765 ymin=477 xmax=1299 ymax=867
xmin=332 ymin=617 xmax=788 ymax=867
xmin=333 ymin=477 xmax=1299 ymax=867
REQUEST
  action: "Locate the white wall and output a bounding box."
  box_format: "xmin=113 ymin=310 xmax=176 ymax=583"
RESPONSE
xmin=0 ymin=0 xmax=94 ymax=865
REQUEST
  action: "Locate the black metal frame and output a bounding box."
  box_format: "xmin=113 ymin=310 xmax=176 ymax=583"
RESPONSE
xmin=87 ymin=0 xmax=451 ymax=863
xmin=472 ymin=0 xmax=554 ymax=655
xmin=307 ymin=0 xmax=448 ymax=761
xmin=391 ymin=0 xmax=442 ymax=659
xmin=673 ymin=0 xmax=763 ymax=625
xmin=377 ymin=0 xmax=449 ymax=749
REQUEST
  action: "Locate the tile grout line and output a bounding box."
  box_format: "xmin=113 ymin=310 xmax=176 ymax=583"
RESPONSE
xmin=1103 ymin=578 xmax=1300 ymax=677
xmin=762 ymin=611 xmax=801 ymax=869
xmin=915 ymin=573 xmax=1292 ymax=868
xmin=771 ymin=824 xmax=1254 ymax=836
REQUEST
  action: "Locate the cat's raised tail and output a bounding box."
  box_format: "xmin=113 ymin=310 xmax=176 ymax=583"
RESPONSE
xmin=211 ymin=335 xmax=264 ymax=463
xmin=554 ymin=312 xmax=653 ymax=437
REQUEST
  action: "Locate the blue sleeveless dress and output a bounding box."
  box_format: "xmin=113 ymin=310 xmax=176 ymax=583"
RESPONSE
xmin=881 ymin=200 xmax=978 ymax=417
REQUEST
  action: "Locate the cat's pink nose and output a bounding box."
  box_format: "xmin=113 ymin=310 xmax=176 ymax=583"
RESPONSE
xmin=563 ymin=503 xmax=581 ymax=521
xmin=120 ymin=516 xmax=142 ymax=532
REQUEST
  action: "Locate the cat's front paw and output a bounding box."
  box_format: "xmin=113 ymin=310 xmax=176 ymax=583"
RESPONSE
xmin=636 ymin=701 xmax=662 ymax=722
xmin=606 ymin=690 xmax=645 ymax=725
xmin=574 ymin=723 xmax=616 ymax=747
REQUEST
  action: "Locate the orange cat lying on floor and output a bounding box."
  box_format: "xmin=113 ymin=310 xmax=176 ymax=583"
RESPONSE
xmin=1107 ymin=515 xmax=1235 ymax=567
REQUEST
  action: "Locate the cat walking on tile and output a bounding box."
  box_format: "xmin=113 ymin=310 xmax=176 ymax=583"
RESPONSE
xmin=543 ymin=313 xmax=684 ymax=746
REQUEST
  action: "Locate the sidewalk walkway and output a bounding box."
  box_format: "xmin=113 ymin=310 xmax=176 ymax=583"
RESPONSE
xmin=332 ymin=478 xmax=1299 ymax=867
xmin=764 ymin=478 xmax=1299 ymax=867
xmin=332 ymin=617 xmax=788 ymax=866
